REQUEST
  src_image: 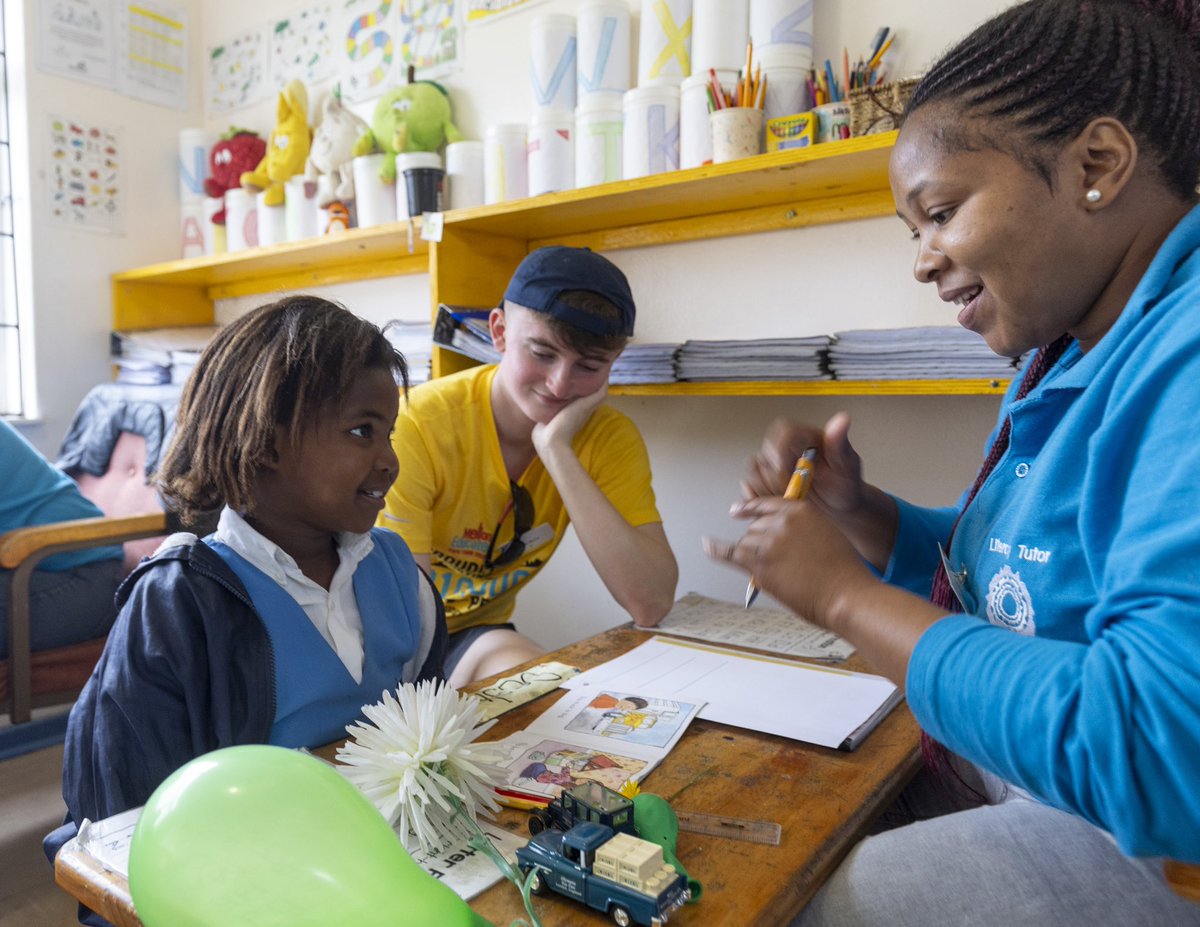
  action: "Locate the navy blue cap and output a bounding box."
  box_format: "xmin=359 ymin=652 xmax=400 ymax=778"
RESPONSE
xmin=503 ymin=246 xmax=636 ymax=337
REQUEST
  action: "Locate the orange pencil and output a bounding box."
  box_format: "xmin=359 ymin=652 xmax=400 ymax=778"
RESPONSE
xmin=842 ymin=48 xmax=850 ymax=100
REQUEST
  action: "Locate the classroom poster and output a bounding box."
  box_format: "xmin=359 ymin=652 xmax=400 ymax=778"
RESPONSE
xmin=335 ymin=0 xmax=403 ymax=103
xmin=399 ymin=0 xmax=461 ymax=77
xmin=270 ymin=4 xmax=338 ymax=91
xmin=37 ymin=0 xmax=115 ymax=88
xmin=115 ymin=1 xmax=189 ymax=110
xmin=465 ymin=0 xmax=551 ymax=26
xmin=46 ymin=115 xmax=123 ymax=234
xmin=207 ymin=26 xmax=269 ymax=113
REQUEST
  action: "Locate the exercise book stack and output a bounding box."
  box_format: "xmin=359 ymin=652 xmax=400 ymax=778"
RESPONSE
xmin=609 ymin=343 xmax=680 ymax=384
xmin=675 ymin=335 xmax=830 ymax=381
xmin=384 ymin=320 xmax=433 ymax=385
xmin=111 ymin=326 xmax=219 ymax=385
xmin=825 ymin=327 xmax=1023 ymax=380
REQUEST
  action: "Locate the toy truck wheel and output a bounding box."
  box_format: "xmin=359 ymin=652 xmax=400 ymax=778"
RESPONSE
xmin=609 ymin=904 xmax=633 ymax=926
xmin=528 ymin=809 xmax=551 ymax=835
xmin=526 ymin=868 xmax=547 ymax=896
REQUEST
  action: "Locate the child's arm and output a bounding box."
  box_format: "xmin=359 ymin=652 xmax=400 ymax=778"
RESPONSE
xmin=63 ymin=550 xmax=270 ymax=826
xmin=533 ymin=390 xmax=678 ymax=627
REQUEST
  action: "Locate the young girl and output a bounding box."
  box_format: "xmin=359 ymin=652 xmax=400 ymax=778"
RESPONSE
xmin=56 ymin=295 xmax=446 ymax=840
xmin=707 ymin=0 xmax=1200 ymax=924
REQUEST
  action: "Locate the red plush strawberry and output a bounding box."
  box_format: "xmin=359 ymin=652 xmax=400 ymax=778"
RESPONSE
xmin=204 ymin=128 xmax=266 ymax=224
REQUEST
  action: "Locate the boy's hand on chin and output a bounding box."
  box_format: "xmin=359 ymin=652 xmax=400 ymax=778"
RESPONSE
xmin=533 ymin=385 xmax=609 ymax=457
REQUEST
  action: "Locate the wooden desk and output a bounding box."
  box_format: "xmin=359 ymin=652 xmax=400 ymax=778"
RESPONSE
xmin=56 ymin=626 xmax=922 ymax=926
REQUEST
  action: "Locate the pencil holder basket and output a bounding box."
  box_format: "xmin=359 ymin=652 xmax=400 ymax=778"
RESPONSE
xmin=849 ymin=77 xmax=921 ymax=137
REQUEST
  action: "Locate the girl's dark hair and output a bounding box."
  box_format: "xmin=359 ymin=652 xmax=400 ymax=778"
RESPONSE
xmin=905 ymin=0 xmax=1200 ymax=199
xmin=158 ymin=295 xmax=409 ymax=524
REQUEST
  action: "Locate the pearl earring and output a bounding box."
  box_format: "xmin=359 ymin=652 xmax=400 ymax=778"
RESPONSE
xmin=1086 ymin=189 xmax=1102 ymax=204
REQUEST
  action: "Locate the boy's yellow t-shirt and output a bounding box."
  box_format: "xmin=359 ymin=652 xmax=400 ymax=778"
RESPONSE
xmin=381 ymin=365 xmax=662 ymax=634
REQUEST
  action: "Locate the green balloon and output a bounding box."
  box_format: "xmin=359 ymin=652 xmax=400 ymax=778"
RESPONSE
xmin=128 ymin=745 xmax=494 ymax=927
xmin=633 ymin=792 xmax=703 ymax=902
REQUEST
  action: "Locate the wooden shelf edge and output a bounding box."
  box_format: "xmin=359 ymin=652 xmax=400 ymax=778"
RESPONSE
xmin=113 ymin=221 xmax=430 ymax=285
xmin=445 ymin=132 xmax=900 ymax=227
xmin=610 ymin=379 xmax=1010 ymax=397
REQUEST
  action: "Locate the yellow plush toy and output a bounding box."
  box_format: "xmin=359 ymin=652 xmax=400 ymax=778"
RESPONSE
xmin=241 ymin=79 xmax=312 ymax=206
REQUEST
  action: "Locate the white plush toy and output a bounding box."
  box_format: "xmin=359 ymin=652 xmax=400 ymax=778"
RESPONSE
xmin=304 ymin=89 xmax=370 ymax=208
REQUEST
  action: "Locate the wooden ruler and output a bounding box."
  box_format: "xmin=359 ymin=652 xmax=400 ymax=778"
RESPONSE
xmin=675 ymin=810 xmax=782 ymax=845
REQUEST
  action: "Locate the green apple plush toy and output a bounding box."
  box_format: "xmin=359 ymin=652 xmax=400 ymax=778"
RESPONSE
xmin=351 ymin=81 xmax=462 ymax=183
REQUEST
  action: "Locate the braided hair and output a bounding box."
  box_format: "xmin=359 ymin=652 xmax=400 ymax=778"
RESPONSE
xmin=158 ymin=295 xmax=409 ymax=525
xmin=905 ymin=0 xmax=1200 ymax=200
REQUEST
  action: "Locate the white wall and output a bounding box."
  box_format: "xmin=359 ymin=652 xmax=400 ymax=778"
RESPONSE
xmin=22 ymin=0 xmax=1013 ymax=647
xmin=8 ymin=0 xmax=207 ymax=455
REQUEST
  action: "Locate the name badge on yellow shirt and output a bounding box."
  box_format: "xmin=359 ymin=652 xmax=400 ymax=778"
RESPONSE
xmin=520 ymin=523 xmax=555 ymax=555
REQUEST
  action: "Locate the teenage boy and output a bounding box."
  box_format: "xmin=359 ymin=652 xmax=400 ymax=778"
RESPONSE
xmin=381 ymin=246 xmax=678 ymax=686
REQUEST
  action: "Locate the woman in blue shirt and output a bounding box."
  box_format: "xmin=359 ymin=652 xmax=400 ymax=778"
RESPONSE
xmin=707 ymin=0 xmax=1200 ymax=923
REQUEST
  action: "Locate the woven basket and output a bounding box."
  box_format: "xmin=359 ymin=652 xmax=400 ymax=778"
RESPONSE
xmin=849 ymin=77 xmax=921 ymax=137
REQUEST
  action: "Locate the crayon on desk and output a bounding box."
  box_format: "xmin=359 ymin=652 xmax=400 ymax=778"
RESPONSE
xmin=745 ymin=447 xmax=817 ymax=608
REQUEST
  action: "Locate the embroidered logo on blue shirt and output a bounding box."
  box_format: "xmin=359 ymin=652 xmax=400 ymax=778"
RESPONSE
xmin=986 ymin=564 xmax=1036 ymax=636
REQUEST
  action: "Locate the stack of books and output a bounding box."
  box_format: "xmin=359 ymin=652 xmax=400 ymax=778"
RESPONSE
xmin=609 ymin=343 xmax=680 ymax=384
xmin=826 ymin=327 xmax=1022 ymax=380
xmin=384 ymin=319 xmax=433 ymax=385
xmin=110 ymin=326 xmax=219 ymax=385
xmin=675 ymin=336 xmax=830 ymax=381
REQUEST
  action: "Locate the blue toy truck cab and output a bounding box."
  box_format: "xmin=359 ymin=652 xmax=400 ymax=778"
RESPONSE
xmin=516 ymin=821 xmax=690 ymax=926
xmin=528 ymin=780 xmax=636 ymax=836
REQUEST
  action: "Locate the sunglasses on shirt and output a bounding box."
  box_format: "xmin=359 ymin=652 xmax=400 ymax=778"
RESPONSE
xmin=483 ymin=480 xmax=535 ymax=570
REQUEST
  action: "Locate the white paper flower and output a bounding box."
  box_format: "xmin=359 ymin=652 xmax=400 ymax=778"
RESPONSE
xmin=336 ymin=679 xmax=503 ymax=854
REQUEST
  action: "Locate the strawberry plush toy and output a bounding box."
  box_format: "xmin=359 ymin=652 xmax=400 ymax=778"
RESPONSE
xmin=204 ymin=128 xmax=266 ymax=225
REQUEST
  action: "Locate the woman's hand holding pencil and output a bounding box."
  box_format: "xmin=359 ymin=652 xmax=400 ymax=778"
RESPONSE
xmin=743 ymin=448 xmax=816 ymax=607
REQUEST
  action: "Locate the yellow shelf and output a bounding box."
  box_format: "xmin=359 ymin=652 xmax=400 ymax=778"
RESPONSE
xmin=609 ymin=379 xmax=1009 ymax=397
xmin=441 ymin=131 xmax=899 ymax=252
xmin=107 ymin=133 xmax=1001 ymax=400
xmin=112 ymin=221 xmax=430 ymax=330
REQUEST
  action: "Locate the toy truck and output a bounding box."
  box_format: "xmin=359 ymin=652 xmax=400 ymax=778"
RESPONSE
xmin=516 ymin=821 xmax=690 ymax=926
xmin=528 ymin=780 xmax=636 ymax=837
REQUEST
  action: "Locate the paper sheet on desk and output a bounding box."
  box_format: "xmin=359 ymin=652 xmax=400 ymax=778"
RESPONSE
xmin=72 ymin=804 xmax=524 ymax=902
xmin=647 ymin=592 xmax=855 ymax=661
xmin=562 ymin=636 xmax=901 ymax=750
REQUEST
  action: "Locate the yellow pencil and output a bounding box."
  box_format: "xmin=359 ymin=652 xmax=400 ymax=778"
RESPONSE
xmin=742 ymin=40 xmax=754 ymax=106
xmin=744 ymin=447 xmax=817 ymax=608
xmin=868 ymin=34 xmax=895 ymax=72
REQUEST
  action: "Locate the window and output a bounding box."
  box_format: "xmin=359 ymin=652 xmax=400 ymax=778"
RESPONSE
xmin=0 ymin=5 xmax=21 ymax=416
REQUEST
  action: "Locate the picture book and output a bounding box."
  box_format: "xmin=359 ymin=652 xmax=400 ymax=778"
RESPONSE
xmin=478 ymin=686 xmax=704 ymax=806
